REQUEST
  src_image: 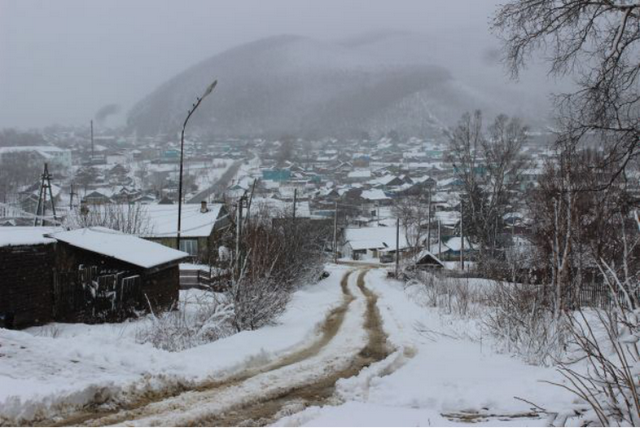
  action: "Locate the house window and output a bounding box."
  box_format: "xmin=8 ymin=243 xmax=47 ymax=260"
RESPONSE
xmin=179 ymin=239 xmax=199 ymax=256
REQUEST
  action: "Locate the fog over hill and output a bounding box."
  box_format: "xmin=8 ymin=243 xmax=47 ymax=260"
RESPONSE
xmin=128 ymin=31 xmax=561 ymax=139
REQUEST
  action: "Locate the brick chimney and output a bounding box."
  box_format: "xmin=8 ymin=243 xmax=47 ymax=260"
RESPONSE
xmin=200 ymin=200 xmax=209 ymax=213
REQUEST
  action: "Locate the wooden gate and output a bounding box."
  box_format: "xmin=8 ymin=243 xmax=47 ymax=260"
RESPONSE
xmin=53 ymin=265 xmax=141 ymax=322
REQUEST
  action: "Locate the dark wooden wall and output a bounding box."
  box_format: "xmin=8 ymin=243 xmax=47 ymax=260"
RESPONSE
xmin=0 ymin=243 xmax=55 ymax=328
xmin=1 ymin=242 xmax=180 ymax=329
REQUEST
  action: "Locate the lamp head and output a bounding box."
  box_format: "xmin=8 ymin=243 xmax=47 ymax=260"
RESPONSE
xmin=203 ymin=80 xmax=218 ymax=98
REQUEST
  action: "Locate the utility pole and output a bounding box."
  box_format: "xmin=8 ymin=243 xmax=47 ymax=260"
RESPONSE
xmin=34 ymin=163 xmax=57 ymax=226
xmin=460 ymin=199 xmax=465 ymax=271
xmin=426 ymin=187 xmax=432 ymax=249
xmin=90 ymin=120 xmax=94 ymax=163
xmin=438 ymin=218 xmax=442 ymax=257
xmin=235 ymin=196 xmax=244 ymax=278
xmin=292 ymin=188 xmax=297 ymax=222
xmin=69 ymin=184 xmax=76 ymax=210
xmin=333 ymin=201 xmax=338 ymax=263
xmin=395 ymin=217 xmax=400 ymax=278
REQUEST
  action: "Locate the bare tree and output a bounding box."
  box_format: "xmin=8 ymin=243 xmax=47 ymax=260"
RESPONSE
xmin=225 ymin=209 xmax=330 ymax=332
xmin=527 ymin=148 xmax=636 ymax=314
xmin=392 ymin=195 xmax=429 ymax=252
xmin=447 ymin=111 xmax=530 ymax=256
xmin=493 ymin=0 xmax=640 ymax=180
xmin=66 ymin=203 xmax=152 ymax=235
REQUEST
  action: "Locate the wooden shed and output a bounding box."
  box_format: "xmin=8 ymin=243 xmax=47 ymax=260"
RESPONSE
xmin=0 ymin=227 xmax=61 ymax=329
xmin=48 ymin=227 xmax=189 ymax=323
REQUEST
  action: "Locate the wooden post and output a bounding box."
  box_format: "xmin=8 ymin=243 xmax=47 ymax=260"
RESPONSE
xmin=90 ymin=120 xmax=94 ymax=162
xmin=292 ymin=188 xmax=297 ymax=221
xmin=69 ymin=184 xmax=75 ymax=210
xmin=427 ymin=187 xmax=432 ymax=248
xmin=438 ymin=218 xmax=442 ymax=257
xmin=395 ymin=217 xmax=400 ymax=278
xmin=236 ymin=196 xmax=243 ymax=278
xmin=460 ymin=199 xmax=465 ymax=271
xmin=333 ymin=202 xmax=338 ymax=263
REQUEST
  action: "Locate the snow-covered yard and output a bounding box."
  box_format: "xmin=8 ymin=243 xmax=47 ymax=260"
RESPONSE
xmin=0 ymin=265 xmax=580 ymax=426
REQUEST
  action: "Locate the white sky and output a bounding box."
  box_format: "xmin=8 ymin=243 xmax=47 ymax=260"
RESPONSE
xmin=0 ymin=0 xmax=502 ymax=128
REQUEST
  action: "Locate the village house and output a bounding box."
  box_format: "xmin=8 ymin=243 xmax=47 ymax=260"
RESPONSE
xmin=142 ymin=201 xmax=231 ymax=262
xmin=342 ymin=226 xmax=409 ymax=261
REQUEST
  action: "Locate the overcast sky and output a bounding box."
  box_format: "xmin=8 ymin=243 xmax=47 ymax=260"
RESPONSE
xmin=0 ymin=0 xmax=502 ymax=129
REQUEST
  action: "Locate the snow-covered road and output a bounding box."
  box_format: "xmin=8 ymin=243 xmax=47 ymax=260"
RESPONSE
xmin=41 ymin=269 xmax=394 ymax=427
xmin=1 ymin=266 xmax=576 ymax=426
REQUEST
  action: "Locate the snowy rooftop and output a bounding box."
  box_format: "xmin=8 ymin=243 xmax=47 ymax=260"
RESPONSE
xmin=347 ymin=170 xmax=372 ymax=179
xmin=48 ymin=227 xmax=188 ymax=269
xmin=142 ymin=203 xmax=225 ymax=238
xmin=0 ymin=227 xmax=62 ymax=247
xmin=344 ymin=226 xmax=408 ymax=251
xmin=361 ymin=189 xmax=389 ymax=201
xmin=443 ymin=236 xmax=477 ymax=252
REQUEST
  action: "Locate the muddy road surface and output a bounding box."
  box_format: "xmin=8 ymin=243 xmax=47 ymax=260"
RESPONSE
xmin=42 ymin=269 xmax=393 ymax=427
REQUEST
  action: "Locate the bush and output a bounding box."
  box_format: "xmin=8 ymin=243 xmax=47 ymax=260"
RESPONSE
xmin=135 ymin=292 xmax=234 ymax=352
xmin=224 ymin=211 xmax=330 ymax=332
xmin=482 ymin=281 xmax=566 ymax=365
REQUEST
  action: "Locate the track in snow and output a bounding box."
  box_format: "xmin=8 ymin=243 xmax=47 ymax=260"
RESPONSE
xmin=44 ymin=268 xmax=393 ymax=427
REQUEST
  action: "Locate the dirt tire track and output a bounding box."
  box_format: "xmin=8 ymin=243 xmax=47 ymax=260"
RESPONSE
xmin=39 ymin=270 xmax=356 ymax=428
xmin=187 ymin=269 xmax=392 ymax=427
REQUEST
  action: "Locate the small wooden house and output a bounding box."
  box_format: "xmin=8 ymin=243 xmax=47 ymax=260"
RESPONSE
xmin=0 ymin=226 xmax=188 ymax=329
xmin=49 ymin=227 xmax=188 ymax=322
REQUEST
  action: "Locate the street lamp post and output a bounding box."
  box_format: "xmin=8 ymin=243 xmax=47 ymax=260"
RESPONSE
xmin=176 ymin=79 xmax=218 ymax=250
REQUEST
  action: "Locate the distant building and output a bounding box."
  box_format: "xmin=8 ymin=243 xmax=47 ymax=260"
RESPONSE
xmin=0 ymin=146 xmax=72 ymax=170
xmin=262 ymin=169 xmax=291 ymax=182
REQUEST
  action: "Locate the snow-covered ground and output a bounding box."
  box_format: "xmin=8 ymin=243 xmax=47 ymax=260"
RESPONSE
xmin=275 ymin=269 xmax=576 ymax=427
xmin=0 ymin=265 xmax=579 ymax=426
xmin=0 ymin=265 xmax=348 ymax=424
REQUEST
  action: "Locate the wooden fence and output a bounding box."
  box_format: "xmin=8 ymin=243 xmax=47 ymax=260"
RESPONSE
xmin=179 ymin=269 xmax=211 ymax=290
xmin=179 ymin=268 xmax=230 ymax=291
xmin=53 ymin=265 xmax=141 ymax=322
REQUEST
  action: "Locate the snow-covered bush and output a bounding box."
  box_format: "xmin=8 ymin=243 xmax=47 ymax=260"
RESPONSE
xmin=482 ymin=281 xmax=566 ymax=365
xmin=135 ymin=292 xmax=234 ymax=352
xmin=224 ymin=208 xmax=330 ymax=332
xmin=403 ymin=270 xmax=483 ymax=318
xmin=545 ymin=257 xmax=640 ymax=426
xmin=404 ymin=267 xmax=567 ymax=364
xmin=553 ymin=307 xmax=640 ymax=426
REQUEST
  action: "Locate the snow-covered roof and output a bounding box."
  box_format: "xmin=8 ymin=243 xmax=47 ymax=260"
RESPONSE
xmin=0 ymin=227 xmax=61 ymax=247
xmin=0 ymin=146 xmax=67 ymax=155
xmin=369 ymin=175 xmax=398 ymax=186
xmin=361 ymin=189 xmax=389 ymax=201
xmin=251 ymin=197 xmax=311 ymax=218
xmin=347 ymin=170 xmax=372 ymax=179
xmin=143 ymin=203 xmax=225 ymax=238
xmin=413 ymin=249 xmax=445 ymax=267
xmin=443 ymin=237 xmax=477 ymax=252
xmin=48 ymin=227 xmax=188 ymax=269
xmin=435 ymin=210 xmax=460 ymax=226
xmin=344 ymin=227 xmax=409 ymax=251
